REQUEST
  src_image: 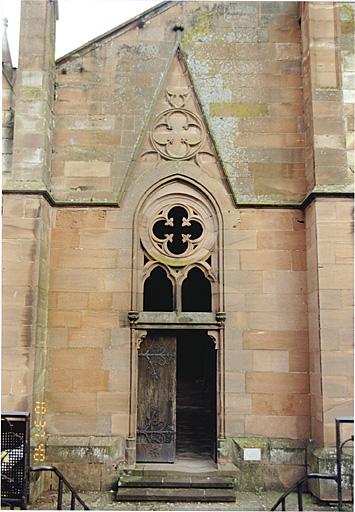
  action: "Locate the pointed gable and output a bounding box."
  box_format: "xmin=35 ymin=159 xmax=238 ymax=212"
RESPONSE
xmin=119 ymin=47 xmax=235 ymax=204
xmin=53 ymin=2 xmax=307 ymax=206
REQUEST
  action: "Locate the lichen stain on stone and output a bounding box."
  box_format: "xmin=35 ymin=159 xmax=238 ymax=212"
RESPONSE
xmin=210 ymin=102 xmax=269 ymax=119
xmin=208 ymin=117 xmax=239 ymax=162
xmin=182 ymin=6 xmax=214 ymax=46
xmin=340 ymin=3 xmax=355 ymax=32
xmin=136 ymin=43 xmax=160 ymax=59
xmin=185 ymin=55 xmax=212 ymax=77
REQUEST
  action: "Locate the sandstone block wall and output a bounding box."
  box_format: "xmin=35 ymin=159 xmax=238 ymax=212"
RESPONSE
xmin=47 ymin=208 xmax=131 ymax=439
xmin=317 ymin=199 xmax=353 ymax=444
xmin=1 ymin=2 xmax=354 ymax=482
xmin=9 ymin=0 xmax=56 ymax=188
xmin=52 ymin=2 xmax=307 ymax=205
xmin=339 ymin=3 xmax=355 ymax=177
xmin=306 ymin=198 xmax=353 ymax=445
xmin=301 ymin=2 xmax=352 ymax=192
xmin=2 ymin=194 xmax=52 ymax=411
xmin=224 ymin=209 xmax=309 ymax=439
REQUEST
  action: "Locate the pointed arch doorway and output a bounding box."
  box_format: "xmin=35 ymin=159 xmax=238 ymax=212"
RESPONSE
xmin=128 ymin=175 xmax=225 ymax=466
xmin=136 ymin=329 xmax=217 ymax=463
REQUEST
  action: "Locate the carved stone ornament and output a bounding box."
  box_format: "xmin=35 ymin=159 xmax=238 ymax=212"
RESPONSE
xmin=152 ymin=204 xmax=203 ymax=256
xmin=151 ymin=108 xmax=204 ymax=160
xmin=140 ymin=194 xmax=216 ymax=267
xmin=166 ymin=87 xmax=190 ymax=109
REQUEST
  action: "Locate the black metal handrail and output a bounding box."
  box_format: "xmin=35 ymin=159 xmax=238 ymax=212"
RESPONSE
xmin=271 ymin=472 xmax=338 ymax=511
xmin=1 ymin=412 xmax=31 ymax=510
xmin=335 ymin=416 xmax=354 ymax=510
xmin=30 ymin=466 xmax=89 ymax=510
xmin=271 ymin=417 xmax=354 ymax=511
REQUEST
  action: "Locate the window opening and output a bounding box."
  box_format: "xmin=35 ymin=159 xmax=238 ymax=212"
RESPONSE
xmin=152 ymin=206 xmax=203 ymax=255
xmin=143 ymin=266 xmax=174 ymax=311
xmin=181 ymin=267 xmax=211 ymax=312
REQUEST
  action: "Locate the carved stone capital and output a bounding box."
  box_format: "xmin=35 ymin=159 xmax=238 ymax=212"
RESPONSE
xmin=128 ymin=310 xmax=139 ymax=325
xmin=216 ymin=311 xmax=226 ymax=326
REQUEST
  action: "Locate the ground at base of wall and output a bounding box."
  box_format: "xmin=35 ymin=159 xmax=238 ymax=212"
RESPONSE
xmin=30 ymin=490 xmax=351 ymax=511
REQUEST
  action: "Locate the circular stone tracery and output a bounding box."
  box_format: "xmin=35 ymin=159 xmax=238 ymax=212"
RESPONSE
xmin=152 ymin=205 xmax=204 ymax=256
xmin=140 ymin=195 xmax=216 ymax=268
xmin=151 ymin=109 xmax=204 ymax=160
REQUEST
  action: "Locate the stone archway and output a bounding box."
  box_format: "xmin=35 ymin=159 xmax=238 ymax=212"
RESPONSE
xmin=127 ymin=176 xmax=225 ymax=466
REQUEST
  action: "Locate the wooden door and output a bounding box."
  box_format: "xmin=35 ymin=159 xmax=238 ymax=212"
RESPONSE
xmin=136 ymin=331 xmax=176 ymax=462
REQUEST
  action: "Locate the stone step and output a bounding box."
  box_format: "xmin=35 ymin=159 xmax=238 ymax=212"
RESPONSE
xmin=118 ymin=475 xmax=235 ymax=488
xmin=121 ymin=469 xmax=238 ymax=478
xmin=116 ymin=487 xmax=236 ymax=502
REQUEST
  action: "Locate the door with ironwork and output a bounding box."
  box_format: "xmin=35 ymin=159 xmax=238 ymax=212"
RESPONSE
xmin=136 ymin=331 xmax=176 ymax=462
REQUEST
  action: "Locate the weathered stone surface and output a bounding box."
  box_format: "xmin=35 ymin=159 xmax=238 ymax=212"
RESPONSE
xmin=2 ymin=2 xmax=354 ymax=492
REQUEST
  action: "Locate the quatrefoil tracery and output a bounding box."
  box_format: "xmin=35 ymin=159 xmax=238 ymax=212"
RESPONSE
xmin=151 ymin=205 xmax=204 ymax=257
xmin=151 ymin=109 xmax=204 ymax=160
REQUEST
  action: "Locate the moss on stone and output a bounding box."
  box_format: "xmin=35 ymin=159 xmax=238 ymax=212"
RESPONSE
xmin=210 ymin=102 xmax=269 ymax=119
xmin=20 ymin=88 xmax=45 ymax=101
xmin=340 ymin=3 xmax=355 ymax=35
xmin=236 ymin=464 xmax=265 ymax=491
xmin=182 ymin=6 xmax=214 ymax=46
xmin=233 ymin=436 xmax=269 ymax=449
xmin=269 ymin=438 xmax=306 ymax=450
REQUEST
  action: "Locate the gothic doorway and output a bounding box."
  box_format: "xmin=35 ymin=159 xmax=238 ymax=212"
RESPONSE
xmin=132 ymin=176 xmax=224 ymax=465
xmin=176 ymin=331 xmax=216 ymax=461
xmin=136 ymin=330 xmax=216 ymax=463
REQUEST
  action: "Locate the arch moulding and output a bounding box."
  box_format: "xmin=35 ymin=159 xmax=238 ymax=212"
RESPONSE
xmin=126 ymin=174 xmax=226 ymax=466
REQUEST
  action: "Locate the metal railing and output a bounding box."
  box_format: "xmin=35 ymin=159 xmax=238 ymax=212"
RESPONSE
xmin=271 ymin=473 xmax=338 ymax=511
xmin=1 ymin=412 xmax=89 ymax=510
xmin=271 ymin=417 xmax=354 ymax=511
xmin=335 ymin=416 xmax=354 ymax=510
xmin=30 ymin=466 xmax=89 ymax=510
xmin=1 ymin=413 xmax=31 ymax=510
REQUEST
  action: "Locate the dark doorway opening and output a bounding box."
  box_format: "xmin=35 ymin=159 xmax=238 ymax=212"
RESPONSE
xmin=176 ymin=331 xmax=216 ymax=461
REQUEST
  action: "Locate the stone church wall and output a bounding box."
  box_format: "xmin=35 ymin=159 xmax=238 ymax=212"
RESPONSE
xmin=47 ymin=208 xmax=131 ymax=440
xmin=224 ymin=209 xmax=309 ymax=439
xmin=2 ymin=0 xmax=354 ymax=495
xmin=2 ymin=194 xmax=52 ymax=412
xmin=52 ymin=2 xmax=306 ymax=205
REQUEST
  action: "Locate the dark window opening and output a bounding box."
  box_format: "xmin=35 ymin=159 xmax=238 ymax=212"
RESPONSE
xmin=143 ymin=266 xmax=173 ymax=311
xmin=153 ymin=206 xmax=203 ymax=255
xmin=181 ymin=267 xmax=211 ymax=312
